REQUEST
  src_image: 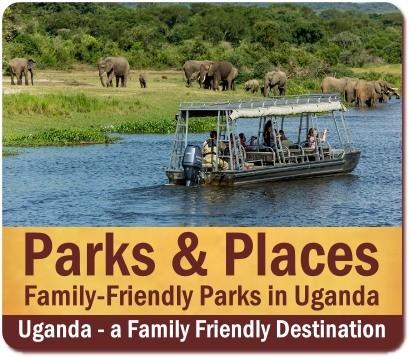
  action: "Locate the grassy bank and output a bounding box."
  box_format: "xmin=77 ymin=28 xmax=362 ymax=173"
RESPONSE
xmin=2 ymin=68 xmax=402 ymax=148
xmin=351 ymin=64 xmax=402 ymax=76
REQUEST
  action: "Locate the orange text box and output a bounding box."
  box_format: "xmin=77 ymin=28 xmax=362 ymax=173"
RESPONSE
xmin=3 ymin=227 xmax=402 ymax=316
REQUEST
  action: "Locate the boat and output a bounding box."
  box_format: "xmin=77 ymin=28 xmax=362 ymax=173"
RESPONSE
xmin=166 ymin=94 xmax=360 ymax=186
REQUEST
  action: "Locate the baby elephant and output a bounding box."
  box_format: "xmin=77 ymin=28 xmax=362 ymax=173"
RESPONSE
xmin=244 ymin=79 xmax=260 ymax=93
xmin=139 ymin=73 xmax=147 ymax=88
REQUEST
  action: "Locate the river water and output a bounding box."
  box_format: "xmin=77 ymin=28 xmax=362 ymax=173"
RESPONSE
xmin=3 ymin=99 xmax=402 ymax=226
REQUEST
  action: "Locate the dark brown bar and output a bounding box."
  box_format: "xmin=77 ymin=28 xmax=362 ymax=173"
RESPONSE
xmin=3 ymin=315 xmax=403 ymax=352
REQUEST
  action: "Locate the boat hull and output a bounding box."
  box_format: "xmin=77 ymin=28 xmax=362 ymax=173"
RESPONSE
xmin=166 ymin=151 xmax=361 ymax=186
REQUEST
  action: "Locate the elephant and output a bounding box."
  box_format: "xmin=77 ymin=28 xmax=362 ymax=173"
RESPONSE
xmin=354 ymin=80 xmax=377 ymax=108
xmin=371 ymin=80 xmax=385 ymax=103
xmin=222 ymin=67 xmax=238 ymax=91
xmin=199 ymin=63 xmax=213 ymax=89
xmin=344 ymin=78 xmax=359 ymax=103
xmin=182 ymin=60 xmax=211 ymax=87
xmin=9 ymin=58 xmax=35 ymax=85
xmin=374 ymin=80 xmax=400 ymax=101
xmin=320 ymin=76 xmax=350 ymax=95
xmin=189 ymin=71 xmax=200 ymax=87
xmin=207 ymin=61 xmax=236 ymax=91
xmin=244 ymin=79 xmax=260 ymax=93
xmin=263 ymin=70 xmax=287 ymax=97
xmin=98 ymin=56 xmax=129 ymax=88
xmin=139 ymin=73 xmax=147 ymax=88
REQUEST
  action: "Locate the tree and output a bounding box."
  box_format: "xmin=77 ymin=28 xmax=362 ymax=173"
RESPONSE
xmin=292 ymin=22 xmax=323 ymax=44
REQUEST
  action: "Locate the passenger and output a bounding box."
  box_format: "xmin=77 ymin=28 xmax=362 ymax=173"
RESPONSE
xmin=239 ymin=133 xmax=247 ymax=147
xmin=306 ymin=128 xmax=316 ymax=149
xmin=306 ymin=128 xmax=328 ymax=149
xmin=279 ymin=129 xmax=287 ymax=141
xmin=202 ymin=130 xmax=229 ymax=170
xmin=263 ymin=120 xmax=279 ymax=149
xmin=249 ymin=135 xmax=257 ymax=146
xmin=320 ymin=128 xmax=329 ymax=142
xmin=263 ymin=120 xmax=273 ymax=147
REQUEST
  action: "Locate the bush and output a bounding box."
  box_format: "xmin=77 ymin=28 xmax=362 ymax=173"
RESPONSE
xmin=252 ymin=58 xmax=274 ymax=80
xmin=328 ymin=64 xmax=354 ymax=78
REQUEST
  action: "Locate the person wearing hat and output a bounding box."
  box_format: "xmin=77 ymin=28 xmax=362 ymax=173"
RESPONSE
xmin=202 ymin=130 xmax=229 ymax=170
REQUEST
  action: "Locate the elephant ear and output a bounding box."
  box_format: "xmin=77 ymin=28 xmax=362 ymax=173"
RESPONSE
xmin=105 ymin=59 xmax=114 ymax=72
xmin=207 ymin=63 xmax=214 ymax=75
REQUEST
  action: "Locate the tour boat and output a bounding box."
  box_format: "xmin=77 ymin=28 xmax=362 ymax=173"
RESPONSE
xmin=166 ymin=94 xmax=360 ymax=186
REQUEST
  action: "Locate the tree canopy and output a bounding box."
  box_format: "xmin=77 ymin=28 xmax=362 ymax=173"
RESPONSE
xmin=3 ymin=2 xmax=402 ymax=73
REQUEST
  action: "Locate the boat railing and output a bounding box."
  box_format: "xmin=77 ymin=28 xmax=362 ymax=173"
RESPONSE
xmin=179 ymin=94 xmax=341 ymax=112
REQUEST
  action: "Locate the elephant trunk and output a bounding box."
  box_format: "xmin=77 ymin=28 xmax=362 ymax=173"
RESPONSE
xmin=99 ymin=74 xmax=106 ymax=87
xmin=30 ymin=70 xmax=34 ymax=85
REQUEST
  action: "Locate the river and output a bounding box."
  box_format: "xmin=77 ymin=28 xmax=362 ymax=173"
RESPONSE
xmin=3 ymin=99 xmax=402 ymax=226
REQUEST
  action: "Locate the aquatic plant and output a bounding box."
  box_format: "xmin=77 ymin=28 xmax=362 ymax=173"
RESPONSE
xmin=3 ymin=128 xmax=116 ymax=147
xmin=109 ymin=118 xmax=216 ymax=134
xmin=2 ymin=149 xmax=19 ymax=156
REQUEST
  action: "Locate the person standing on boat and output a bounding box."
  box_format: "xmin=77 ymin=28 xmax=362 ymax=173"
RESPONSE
xmin=239 ymin=133 xmax=247 ymax=147
xmin=263 ymin=120 xmax=280 ymax=149
xmin=202 ymin=130 xmax=229 ymax=170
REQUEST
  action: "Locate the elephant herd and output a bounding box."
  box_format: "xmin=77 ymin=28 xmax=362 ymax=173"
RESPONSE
xmin=184 ymin=60 xmax=238 ymax=91
xmin=97 ymin=56 xmax=147 ymax=88
xmin=8 ymin=56 xmax=147 ymax=89
xmin=183 ymin=59 xmax=287 ymax=98
xmin=244 ymin=70 xmax=287 ymax=97
xmin=8 ymin=56 xmax=400 ymax=108
xmin=321 ymin=76 xmax=400 ymax=108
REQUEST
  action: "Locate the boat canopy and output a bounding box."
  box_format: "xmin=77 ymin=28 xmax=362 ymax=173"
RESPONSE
xmin=178 ymin=94 xmax=344 ymax=118
xmin=230 ymin=101 xmax=345 ymax=120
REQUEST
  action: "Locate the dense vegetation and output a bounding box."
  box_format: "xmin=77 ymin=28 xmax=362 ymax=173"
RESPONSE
xmin=3 ymin=2 xmax=402 ymax=78
xmin=2 ymin=3 xmax=403 ymax=149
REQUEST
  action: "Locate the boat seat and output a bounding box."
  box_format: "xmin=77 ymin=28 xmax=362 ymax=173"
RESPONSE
xmin=246 ymin=151 xmax=275 ymax=163
xmin=281 ymin=139 xmax=294 ymax=147
xmin=281 ymin=144 xmax=305 ymax=163
xmin=245 ymin=145 xmax=272 ymax=152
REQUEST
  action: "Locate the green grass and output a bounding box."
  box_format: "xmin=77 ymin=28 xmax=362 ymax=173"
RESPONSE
xmin=2 ymin=68 xmax=402 ymax=147
xmin=2 ymin=70 xmax=246 ymax=146
xmin=3 ymin=92 xmax=144 ymax=117
xmin=352 ymin=64 xmax=402 ymax=76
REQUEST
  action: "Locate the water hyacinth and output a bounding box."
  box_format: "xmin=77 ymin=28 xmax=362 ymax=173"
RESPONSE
xmin=4 ymin=128 xmax=116 ymax=147
xmin=109 ymin=118 xmax=216 ymax=134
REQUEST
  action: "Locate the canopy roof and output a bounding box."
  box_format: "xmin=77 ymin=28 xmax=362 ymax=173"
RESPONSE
xmin=230 ymin=101 xmax=345 ymax=120
xmin=179 ymin=94 xmax=344 ymax=118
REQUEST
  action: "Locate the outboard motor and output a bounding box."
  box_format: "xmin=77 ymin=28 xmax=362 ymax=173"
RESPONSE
xmin=182 ymin=145 xmax=202 ymax=186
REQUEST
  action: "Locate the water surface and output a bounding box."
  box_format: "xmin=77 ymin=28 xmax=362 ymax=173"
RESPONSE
xmin=3 ymin=99 xmax=402 ymax=226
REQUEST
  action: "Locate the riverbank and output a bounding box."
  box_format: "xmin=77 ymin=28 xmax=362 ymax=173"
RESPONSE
xmin=2 ymin=66 xmax=401 ymax=149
